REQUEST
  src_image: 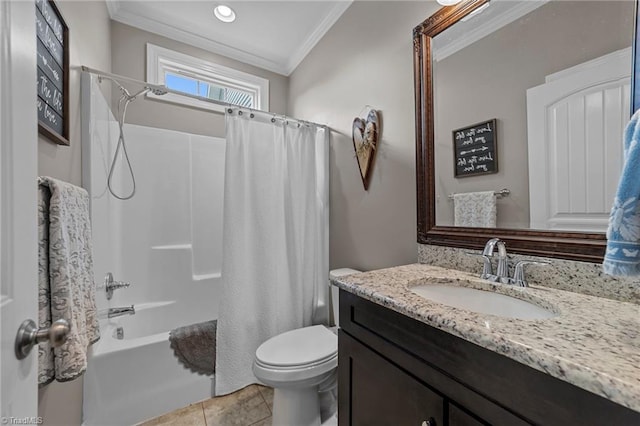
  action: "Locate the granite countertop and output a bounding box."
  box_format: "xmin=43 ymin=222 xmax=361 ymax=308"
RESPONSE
xmin=331 ymin=263 xmax=640 ymax=413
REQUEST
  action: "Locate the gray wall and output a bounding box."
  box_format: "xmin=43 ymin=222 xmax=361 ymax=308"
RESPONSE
xmin=37 ymin=3 xmax=111 ymax=424
xmin=37 ymin=0 xmax=112 ymax=187
xmin=110 ymin=21 xmax=289 ymax=137
xmin=433 ymin=1 xmax=633 ymax=229
xmin=288 ymin=1 xmax=439 ymax=272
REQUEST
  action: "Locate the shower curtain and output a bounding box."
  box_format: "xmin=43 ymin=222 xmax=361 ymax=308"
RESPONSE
xmin=215 ymin=109 xmax=330 ymax=395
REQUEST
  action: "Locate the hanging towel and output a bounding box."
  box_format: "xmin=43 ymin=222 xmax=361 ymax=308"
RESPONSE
xmin=169 ymin=320 xmax=217 ymax=376
xmin=603 ymin=110 xmax=640 ymax=276
xmin=453 ymin=191 xmax=497 ymax=227
xmin=38 ymin=177 xmax=100 ymax=386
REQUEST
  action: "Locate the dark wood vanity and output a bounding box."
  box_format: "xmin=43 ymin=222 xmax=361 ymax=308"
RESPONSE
xmin=338 ymin=290 xmax=640 ymax=425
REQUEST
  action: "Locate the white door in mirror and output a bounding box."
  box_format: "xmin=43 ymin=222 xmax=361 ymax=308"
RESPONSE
xmin=527 ymin=48 xmax=630 ymax=232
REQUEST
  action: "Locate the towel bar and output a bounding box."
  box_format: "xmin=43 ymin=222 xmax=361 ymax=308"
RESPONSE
xmin=448 ymin=188 xmax=510 ymax=200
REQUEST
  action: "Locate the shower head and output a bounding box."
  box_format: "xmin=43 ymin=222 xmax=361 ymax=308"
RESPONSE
xmin=148 ymin=85 xmax=168 ymax=96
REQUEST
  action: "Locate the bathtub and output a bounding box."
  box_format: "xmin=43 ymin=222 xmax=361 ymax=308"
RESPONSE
xmin=82 ymin=299 xmax=216 ymax=425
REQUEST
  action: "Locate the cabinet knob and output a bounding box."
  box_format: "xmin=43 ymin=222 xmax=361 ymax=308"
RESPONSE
xmin=421 ymin=418 xmax=436 ymax=426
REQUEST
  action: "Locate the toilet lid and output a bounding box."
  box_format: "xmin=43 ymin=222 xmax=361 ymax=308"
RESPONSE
xmin=255 ymin=325 xmax=337 ymax=367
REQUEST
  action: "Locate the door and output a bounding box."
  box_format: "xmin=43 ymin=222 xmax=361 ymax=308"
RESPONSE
xmin=1 ymin=0 xmax=39 ymax=419
xmin=527 ymin=48 xmax=630 ymax=231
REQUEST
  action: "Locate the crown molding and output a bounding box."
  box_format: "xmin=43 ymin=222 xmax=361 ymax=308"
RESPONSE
xmin=105 ymin=0 xmax=119 ymax=19
xmin=106 ymin=0 xmax=351 ymax=76
xmin=109 ymin=3 xmax=286 ymax=74
xmin=284 ymin=1 xmax=353 ymax=75
xmin=434 ymin=0 xmax=549 ymax=62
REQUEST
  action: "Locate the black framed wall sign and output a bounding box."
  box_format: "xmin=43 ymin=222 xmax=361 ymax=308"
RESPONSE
xmin=36 ymin=0 xmax=70 ymax=146
xmin=452 ymin=119 xmax=498 ymax=178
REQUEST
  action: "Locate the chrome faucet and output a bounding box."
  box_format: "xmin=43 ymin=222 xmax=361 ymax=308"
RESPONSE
xmin=475 ymin=238 xmax=550 ymax=287
xmin=107 ymin=305 xmax=135 ymax=319
xmin=482 ymin=238 xmax=509 ymax=282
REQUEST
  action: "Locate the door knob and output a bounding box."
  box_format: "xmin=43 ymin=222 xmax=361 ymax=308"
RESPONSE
xmin=15 ymin=318 xmax=70 ymax=360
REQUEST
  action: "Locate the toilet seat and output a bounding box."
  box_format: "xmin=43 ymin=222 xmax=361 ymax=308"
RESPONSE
xmin=254 ymin=353 xmax=337 ymax=384
xmin=253 ymin=325 xmax=338 ymax=385
xmin=255 ymin=325 xmax=337 ymax=367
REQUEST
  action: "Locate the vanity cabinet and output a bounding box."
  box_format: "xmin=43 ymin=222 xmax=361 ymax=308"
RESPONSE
xmin=338 ymin=290 xmax=640 ymax=426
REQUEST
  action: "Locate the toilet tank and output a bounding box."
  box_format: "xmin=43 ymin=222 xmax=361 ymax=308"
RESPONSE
xmin=329 ymin=268 xmax=361 ymax=327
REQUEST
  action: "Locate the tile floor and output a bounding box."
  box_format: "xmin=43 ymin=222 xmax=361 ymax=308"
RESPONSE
xmin=140 ymin=384 xmax=274 ymax=426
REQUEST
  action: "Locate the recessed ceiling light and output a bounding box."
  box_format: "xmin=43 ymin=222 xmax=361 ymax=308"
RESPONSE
xmin=214 ymin=4 xmax=236 ymax=23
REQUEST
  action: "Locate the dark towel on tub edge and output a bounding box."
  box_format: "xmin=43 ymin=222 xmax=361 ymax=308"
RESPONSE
xmin=169 ymin=320 xmax=217 ymax=376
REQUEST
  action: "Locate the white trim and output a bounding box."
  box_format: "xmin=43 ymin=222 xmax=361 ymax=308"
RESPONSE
xmin=1 ymin=0 xmax=39 ymax=417
xmin=545 ymin=47 xmax=631 ymax=83
xmin=107 ymin=0 xmax=350 ymax=76
xmin=434 ymin=0 xmax=549 ymax=62
xmin=104 ymin=0 xmax=119 ymax=20
xmin=113 ymin=6 xmax=285 ymax=74
xmin=146 ymin=43 xmax=269 ymax=113
xmin=284 ymin=1 xmax=353 ymax=75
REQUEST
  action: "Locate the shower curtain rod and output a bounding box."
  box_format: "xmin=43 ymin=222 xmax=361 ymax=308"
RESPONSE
xmin=81 ymin=65 xmax=328 ymax=130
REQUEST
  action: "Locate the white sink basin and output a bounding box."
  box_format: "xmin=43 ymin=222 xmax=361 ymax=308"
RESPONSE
xmin=410 ymin=284 xmax=557 ymax=320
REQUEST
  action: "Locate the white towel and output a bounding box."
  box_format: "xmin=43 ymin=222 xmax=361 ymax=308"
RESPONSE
xmin=453 ymin=191 xmax=497 ymax=227
xmin=38 ymin=177 xmax=100 ymax=386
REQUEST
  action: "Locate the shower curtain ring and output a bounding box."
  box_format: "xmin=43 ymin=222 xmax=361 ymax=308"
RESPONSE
xmin=238 ymin=110 xmax=243 ymax=116
xmin=250 ymin=113 xmax=255 ymax=119
xmin=227 ymin=108 xmax=233 ymax=114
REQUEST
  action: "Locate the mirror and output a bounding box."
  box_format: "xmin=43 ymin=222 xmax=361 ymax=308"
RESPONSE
xmin=413 ymin=0 xmax=638 ymax=262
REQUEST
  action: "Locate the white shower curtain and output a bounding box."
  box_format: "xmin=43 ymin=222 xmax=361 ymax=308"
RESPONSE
xmin=215 ymin=109 xmax=330 ymax=395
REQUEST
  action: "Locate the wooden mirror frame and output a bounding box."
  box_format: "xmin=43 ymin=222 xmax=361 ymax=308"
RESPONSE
xmin=412 ymin=0 xmax=637 ymax=263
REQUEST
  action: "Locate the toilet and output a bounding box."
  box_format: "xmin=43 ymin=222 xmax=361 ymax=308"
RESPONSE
xmin=252 ymin=268 xmax=360 ymax=426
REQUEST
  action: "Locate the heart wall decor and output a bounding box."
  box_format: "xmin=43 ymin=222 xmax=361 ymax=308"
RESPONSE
xmin=352 ymin=108 xmax=380 ymax=190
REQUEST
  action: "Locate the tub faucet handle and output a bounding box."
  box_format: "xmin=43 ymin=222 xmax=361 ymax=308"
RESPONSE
xmin=105 ymin=272 xmax=131 ymax=300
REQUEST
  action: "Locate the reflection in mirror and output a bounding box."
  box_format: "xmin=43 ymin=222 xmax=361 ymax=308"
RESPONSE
xmin=431 ymin=0 xmax=633 ymax=231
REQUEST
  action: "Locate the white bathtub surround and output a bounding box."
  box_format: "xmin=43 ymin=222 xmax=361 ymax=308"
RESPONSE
xmin=37 ymin=177 xmax=100 ymax=386
xmin=81 ymin=75 xmax=222 ymax=425
xmin=418 ymin=244 xmax=640 ymax=304
xmin=216 ymin=108 xmax=330 ymax=395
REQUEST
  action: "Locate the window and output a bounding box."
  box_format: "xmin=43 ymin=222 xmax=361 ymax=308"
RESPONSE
xmin=146 ymin=43 xmax=269 ymax=112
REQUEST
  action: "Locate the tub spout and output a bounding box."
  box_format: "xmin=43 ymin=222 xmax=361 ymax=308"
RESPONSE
xmin=108 ymin=305 xmax=135 ymax=319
